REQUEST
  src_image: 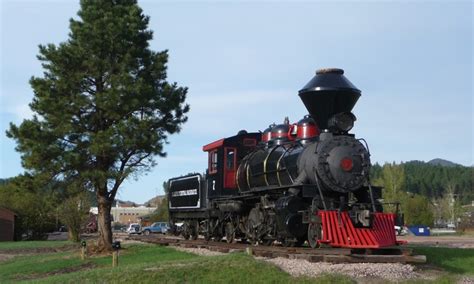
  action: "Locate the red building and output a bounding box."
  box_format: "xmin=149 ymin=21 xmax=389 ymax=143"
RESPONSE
xmin=0 ymin=207 xmax=16 ymax=241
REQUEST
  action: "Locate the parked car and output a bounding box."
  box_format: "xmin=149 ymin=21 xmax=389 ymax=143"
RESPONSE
xmin=394 ymin=225 xmax=408 ymax=236
xmin=142 ymin=222 xmax=169 ymax=235
xmin=126 ymin=223 xmax=141 ymax=235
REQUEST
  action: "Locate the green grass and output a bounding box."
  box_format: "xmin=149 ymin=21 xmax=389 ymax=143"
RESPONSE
xmin=0 ymin=240 xmax=73 ymax=251
xmin=0 ymin=243 xmax=353 ymax=283
xmin=412 ymin=247 xmax=474 ymax=275
xmin=0 ymin=252 xmax=86 ymax=281
xmin=404 ymin=275 xmax=460 ymax=284
xmin=32 ymin=252 xmax=353 ymax=284
xmin=90 ymin=244 xmax=201 ymax=267
xmin=2 ymin=241 xmax=472 ymax=283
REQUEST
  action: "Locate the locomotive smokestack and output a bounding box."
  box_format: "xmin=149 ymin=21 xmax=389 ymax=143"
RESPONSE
xmin=298 ymin=68 xmax=361 ymax=130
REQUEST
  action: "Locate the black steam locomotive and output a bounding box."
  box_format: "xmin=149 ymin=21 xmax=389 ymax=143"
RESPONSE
xmin=167 ymin=68 xmax=401 ymax=249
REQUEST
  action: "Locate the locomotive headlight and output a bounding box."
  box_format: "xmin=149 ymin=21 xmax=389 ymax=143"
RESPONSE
xmin=328 ymin=112 xmax=356 ymax=133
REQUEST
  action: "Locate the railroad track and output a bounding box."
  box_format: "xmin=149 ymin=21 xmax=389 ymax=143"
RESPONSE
xmin=129 ymin=235 xmax=426 ymax=264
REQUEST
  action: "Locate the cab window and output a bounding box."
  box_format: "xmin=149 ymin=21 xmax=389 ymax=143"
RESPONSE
xmin=226 ymin=149 xmax=235 ymax=170
xmin=209 ymin=150 xmax=218 ymax=174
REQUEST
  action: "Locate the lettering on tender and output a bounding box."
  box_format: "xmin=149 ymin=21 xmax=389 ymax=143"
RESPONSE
xmin=171 ymin=188 xmax=198 ymax=197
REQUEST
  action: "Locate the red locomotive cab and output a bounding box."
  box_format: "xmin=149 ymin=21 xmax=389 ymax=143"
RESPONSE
xmin=296 ymin=115 xmax=319 ymax=141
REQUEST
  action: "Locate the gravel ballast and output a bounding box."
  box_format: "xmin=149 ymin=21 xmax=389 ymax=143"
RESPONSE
xmin=172 ymin=246 xmax=225 ymax=256
xmin=168 ymin=246 xmax=474 ymax=282
xmin=173 ymin=246 xmax=422 ymax=281
xmin=259 ymin=257 xmax=422 ymax=280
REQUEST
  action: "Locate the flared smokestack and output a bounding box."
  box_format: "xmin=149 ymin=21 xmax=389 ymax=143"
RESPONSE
xmin=298 ymin=68 xmax=361 ymax=130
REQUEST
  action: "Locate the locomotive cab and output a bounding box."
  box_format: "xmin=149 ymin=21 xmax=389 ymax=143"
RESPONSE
xmin=202 ymin=131 xmax=261 ymax=198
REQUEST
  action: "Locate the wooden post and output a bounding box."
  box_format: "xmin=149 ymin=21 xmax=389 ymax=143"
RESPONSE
xmin=81 ymin=247 xmax=86 ymax=260
xmin=80 ymin=240 xmax=87 ymax=260
xmin=112 ymin=251 xmax=118 ymax=267
xmin=245 ymin=247 xmax=253 ymax=256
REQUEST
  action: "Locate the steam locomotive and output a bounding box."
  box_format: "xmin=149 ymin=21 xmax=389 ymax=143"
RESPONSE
xmin=167 ymin=68 xmax=401 ymax=249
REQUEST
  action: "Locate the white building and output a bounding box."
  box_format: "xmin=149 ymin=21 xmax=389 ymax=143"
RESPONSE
xmin=90 ymin=202 xmax=156 ymax=225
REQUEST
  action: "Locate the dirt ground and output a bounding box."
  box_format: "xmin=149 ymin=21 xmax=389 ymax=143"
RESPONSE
xmin=0 ymin=254 xmax=16 ymax=262
xmin=398 ymin=235 xmax=474 ymax=248
xmin=0 ymin=244 xmax=79 ymax=263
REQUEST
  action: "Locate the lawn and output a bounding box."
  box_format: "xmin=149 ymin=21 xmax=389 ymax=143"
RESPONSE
xmin=0 ymin=240 xmax=73 ymax=250
xmin=0 ymin=243 xmax=352 ymax=283
xmin=412 ymin=247 xmax=474 ymax=275
xmin=0 ymin=241 xmax=473 ymax=283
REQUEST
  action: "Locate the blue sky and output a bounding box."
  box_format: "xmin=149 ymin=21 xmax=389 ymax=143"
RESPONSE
xmin=1 ymin=1 xmax=472 ymax=203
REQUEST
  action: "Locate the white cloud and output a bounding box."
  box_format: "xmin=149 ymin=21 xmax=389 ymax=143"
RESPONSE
xmin=187 ymin=89 xmax=293 ymax=111
xmin=182 ymin=89 xmax=306 ymax=137
xmin=0 ymin=85 xmax=35 ymax=122
xmin=0 ymin=101 xmax=34 ymax=123
xmin=11 ymin=103 xmax=34 ymax=121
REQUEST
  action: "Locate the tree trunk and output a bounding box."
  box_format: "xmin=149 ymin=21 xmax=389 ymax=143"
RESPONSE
xmin=68 ymin=230 xmax=80 ymax=242
xmin=97 ymin=195 xmax=113 ymax=251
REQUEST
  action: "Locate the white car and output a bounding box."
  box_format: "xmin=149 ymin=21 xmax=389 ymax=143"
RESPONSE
xmin=394 ymin=225 xmax=407 ymax=236
xmin=126 ymin=223 xmax=141 ymax=235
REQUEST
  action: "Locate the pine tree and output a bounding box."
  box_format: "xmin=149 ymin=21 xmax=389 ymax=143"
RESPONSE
xmin=7 ymin=0 xmax=189 ymax=250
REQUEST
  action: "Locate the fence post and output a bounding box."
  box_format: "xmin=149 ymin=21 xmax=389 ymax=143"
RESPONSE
xmin=112 ymin=251 xmax=118 ymax=267
xmin=80 ymin=240 xmax=87 ymax=260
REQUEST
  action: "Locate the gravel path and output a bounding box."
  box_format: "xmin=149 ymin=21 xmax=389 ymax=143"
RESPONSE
xmin=260 ymin=257 xmax=422 ymax=281
xmin=459 ymin=276 xmax=474 ymax=284
xmin=172 ymin=246 xmax=225 ymax=256
xmin=398 ymin=235 xmax=474 ymax=248
xmin=0 ymin=254 xmax=16 ymax=263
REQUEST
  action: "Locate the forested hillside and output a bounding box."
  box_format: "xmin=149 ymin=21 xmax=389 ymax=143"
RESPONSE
xmin=371 ymin=160 xmax=473 ymax=205
xmin=0 ymin=178 xmax=10 ymax=186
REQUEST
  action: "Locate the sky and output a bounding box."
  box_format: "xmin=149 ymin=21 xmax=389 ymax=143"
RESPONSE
xmin=0 ymin=0 xmax=472 ymax=203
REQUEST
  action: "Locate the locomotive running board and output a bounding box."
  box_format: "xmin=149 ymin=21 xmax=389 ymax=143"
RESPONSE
xmin=319 ymin=210 xmax=404 ymax=249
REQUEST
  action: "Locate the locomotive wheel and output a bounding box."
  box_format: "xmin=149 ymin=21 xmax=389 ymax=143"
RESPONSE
xmin=182 ymin=223 xmax=191 ymax=240
xmin=212 ymin=220 xmax=223 ymax=242
xmin=245 ymin=218 xmax=258 ymax=245
xmin=191 ymin=220 xmax=199 ymax=240
xmin=308 ymin=223 xmax=322 ymax=249
xmin=204 ymin=220 xmax=212 ymax=241
xmin=246 ymin=207 xmax=264 ymax=245
xmin=295 ymin=236 xmax=306 ymax=247
xmin=281 ymin=239 xmax=295 ymax=247
xmin=225 ymin=222 xmax=235 ymax=244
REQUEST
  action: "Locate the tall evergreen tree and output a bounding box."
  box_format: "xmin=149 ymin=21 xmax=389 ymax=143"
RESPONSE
xmin=7 ymin=0 xmax=189 ymax=250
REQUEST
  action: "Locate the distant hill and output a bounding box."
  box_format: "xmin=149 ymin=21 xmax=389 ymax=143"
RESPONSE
xmin=372 ymin=159 xmax=473 ymax=205
xmin=111 ymin=198 xmax=163 ymax=208
xmin=144 ymin=195 xmax=166 ymax=207
xmin=113 ymin=199 xmax=139 ymax=207
xmin=427 ymin=158 xmax=461 ymax=167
